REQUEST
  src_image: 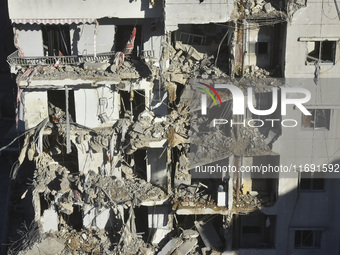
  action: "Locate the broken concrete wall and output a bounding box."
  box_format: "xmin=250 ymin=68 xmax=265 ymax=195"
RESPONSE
xmin=70 ymin=23 xmax=116 ymax=55
xmin=273 ymin=79 xmax=340 ymax=170
xmin=14 ymin=24 xmax=44 ymax=57
xmin=77 ymin=149 xmax=112 ymax=176
xmin=83 ymin=206 xmax=115 ymax=229
xmin=284 ymin=0 xmax=340 ymax=78
xmin=142 ymin=19 xmax=165 ymax=60
xmin=74 ymin=87 xmax=119 ymax=128
xmin=22 ymin=90 xmax=48 ymax=129
xmin=148 ymin=206 xmax=172 ymax=245
xmin=40 ymin=205 xmax=59 ymax=233
xmin=146 ymin=148 xmax=168 ymax=186
xmin=164 ymin=0 xmax=236 ymax=31
xmin=244 ymin=24 xmax=273 ymax=69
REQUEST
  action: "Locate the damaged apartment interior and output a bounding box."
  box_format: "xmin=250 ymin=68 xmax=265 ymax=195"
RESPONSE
xmin=2 ymin=0 xmax=340 ymax=254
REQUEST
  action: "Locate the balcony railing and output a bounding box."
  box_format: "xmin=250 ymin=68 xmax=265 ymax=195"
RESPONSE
xmin=7 ymin=50 xmax=116 ymax=67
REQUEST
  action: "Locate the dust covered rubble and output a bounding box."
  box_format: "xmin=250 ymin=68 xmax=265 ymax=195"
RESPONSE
xmin=241 ymin=0 xmax=287 ymax=17
xmin=16 ymin=57 xmax=150 ymax=83
xmin=161 ymin=41 xmax=228 ymax=101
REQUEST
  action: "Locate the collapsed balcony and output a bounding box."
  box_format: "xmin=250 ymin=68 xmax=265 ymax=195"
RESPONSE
xmin=8 ymin=50 xmax=154 ymax=86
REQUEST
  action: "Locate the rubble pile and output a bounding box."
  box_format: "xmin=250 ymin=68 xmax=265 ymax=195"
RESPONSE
xmin=189 ymin=117 xmax=272 ymax=167
xmin=162 ymin=41 xmax=228 ymax=97
xmin=233 ymin=125 xmax=272 ymax=156
xmin=242 ymin=0 xmax=287 ymax=17
xmin=174 ymin=152 xmax=191 ymax=183
xmin=124 ymin=110 xmax=169 ymax=154
xmin=83 ymin=170 xmax=167 ymax=206
xmin=15 ymin=220 xmax=151 ymax=255
xmin=190 ymin=128 xmax=233 ymax=165
xmin=17 ymin=57 xmax=151 ymax=83
xmin=234 ymin=192 xmax=273 ymax=210
xmin=32 ymin=153 xmax=167 ymax=208
xmin=173 ymin=183 xmax=214 ymax=209
xmin=167 ymin=105 xmax=190 ymax=148
xmin=158 ymin=229 xmax=200 ymax=255
xmin=244 ymin=65 xmax=270 ymax=78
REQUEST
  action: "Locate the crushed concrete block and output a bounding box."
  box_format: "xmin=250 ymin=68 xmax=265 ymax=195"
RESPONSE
xmin=60 ymin=177 xmax=70 ymax=193
xmin=21 ymin=236 xmax=64 ymax=255
xmin=165 ymin=82 xmax=177 ymax=103
xmin=182 ymin=229 xmax=199 ymax=239
xmin=41 ymin=207 xmax=58 ymax=233
xmin=158 ymin=238 xmax=183 ymax=255
xmin=201 ymin=73 xmax=209 ymax=79
xmin=171 ymin=73 xmax=187 ymax=85
xmin=174 ymin=50 xmax=183 ymax=59
xmin=187 ymin=46 xmax=204 ymax=61
xmin=64 ymin=65 xmax=74 ymax=72
xmin=123 ymin=61 xmax=132 ymax=68
xmin=173 ymin=239 xmax=198 ymax=255
xmin=249 ymin=191 xmax=259 ymax=196
xmin=133 ymin=122 xmax=144 ymax=133
xmin=252 ymin=6 xmax=261 ymax=14
xmin=84 ymin=62 xmax=110 ymax=71
xmin=195 ymin=221 xmax=223 ymax=250
xmin=37 ymin=237 xmax=65 ymax=255
xmin=59 ymin=202 xmax=73 ymax=215
xmin=264 ymin=2 xmax=273 ymax=13
xmin=175 ymin=41 xmax=204 ymax=61
xmin=110 ymin=64 xmax=117 ymax=73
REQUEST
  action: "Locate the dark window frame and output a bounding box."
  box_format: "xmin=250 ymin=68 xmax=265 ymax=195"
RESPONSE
xmin=306 ymin=40 xmax=337 ymax=64
xmin=294 ymin=230 xmax=322 ymax=248
xmin=302 ymin=109 xmax=331 ymax=130
xmin=42 ymin=24 xmax=71 ymax=57
xmin=299 ymin=172 xmax=325 ymax=191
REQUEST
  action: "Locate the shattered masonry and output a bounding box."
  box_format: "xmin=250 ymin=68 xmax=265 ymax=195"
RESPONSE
xmin=3 ymin=0 xmax=340 ymax=254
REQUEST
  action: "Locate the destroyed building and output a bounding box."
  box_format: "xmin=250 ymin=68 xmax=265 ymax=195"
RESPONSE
xmin=2 ymin=0 xmax=340 ymax=254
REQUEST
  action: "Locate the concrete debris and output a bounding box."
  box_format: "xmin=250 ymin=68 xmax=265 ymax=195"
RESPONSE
xmin=242 ymin=0 xmax=287 ymax=17
xmin=175 ymin=41 xmax=204 ymax=61
xmin=172 ymin=238 xmax=198 ymax=255
xmin=182 ymin=229 xmax=200 ymax=239
xmin=122 ymin=110 xmax=169 ymax=154
xmin=165 ymin=82 xmax=177 ymax=103
xmin=16 ymin=57 xmax=152 ymax=84
xmin=195 ymin=220 xmax=224 ymax=250
xmin=264 ymin=2 xmax=273 ymax=13
xmin=171 ymin=73 xmax=188 ymax=85
xmin=7 ymin=12 xmax=290 ymax=254
xmin=173 ymin=183 xmax=213 ymax=209
xmin=84 ymin=61 xmax=110 ymax=71
xmin=18 ymin=235 xmax=65 ymax=255
xmin=158 ymin=228 xmax=201 ymax=255
xmin=234 ymin=192 xmax=274 ymax=210
xmin=244 ymin=65 xmax=270 ymax=78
